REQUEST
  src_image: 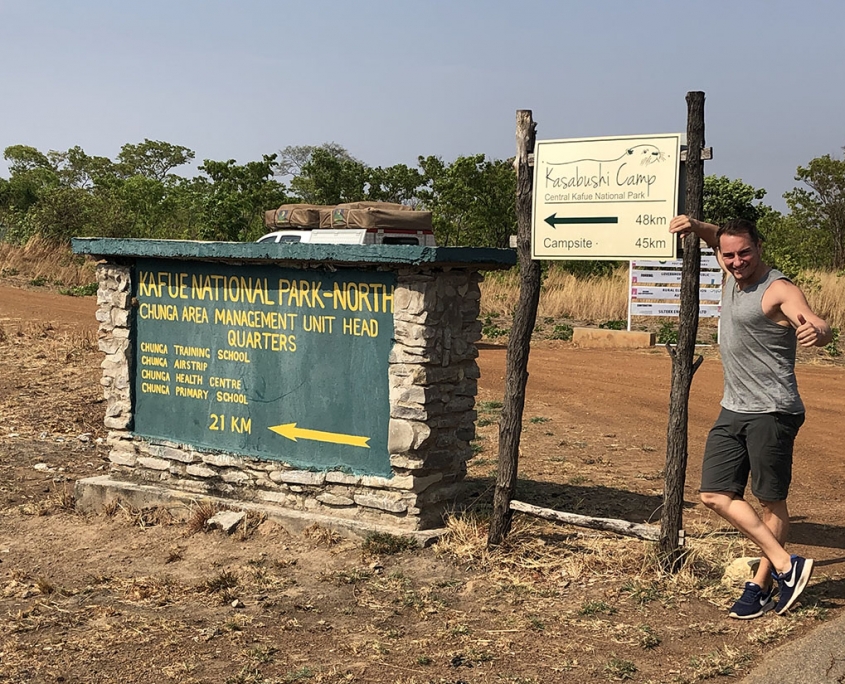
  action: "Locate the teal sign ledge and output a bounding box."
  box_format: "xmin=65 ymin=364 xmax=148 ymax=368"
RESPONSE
xmin=72 ymin=238 xmax=517 ymax=269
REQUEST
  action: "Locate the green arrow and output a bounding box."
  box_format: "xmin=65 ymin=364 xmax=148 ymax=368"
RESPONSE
xmin=545 ymin=214 xmax=619 ymax=228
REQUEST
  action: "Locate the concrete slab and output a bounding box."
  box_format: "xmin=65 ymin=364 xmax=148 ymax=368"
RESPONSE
xmin=75 ymin=475 xmax=446 ymax=546
xmin=739 ymin=611 xmax=845 ymax=683
xmin=572 ymin=327 xmax=656 ymax=349
xmin=207 ymin=510 xmax=246 ymax=534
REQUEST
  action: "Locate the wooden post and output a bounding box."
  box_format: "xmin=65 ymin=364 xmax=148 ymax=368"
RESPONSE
xmin=487 ymin=110 xmax=540 ymax=547
xmin=659 ymin=91 xmax=706 ymax=570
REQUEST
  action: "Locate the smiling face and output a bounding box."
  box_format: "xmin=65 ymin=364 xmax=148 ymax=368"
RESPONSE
xmin=719 ymin=233 xmax=765 ymax=287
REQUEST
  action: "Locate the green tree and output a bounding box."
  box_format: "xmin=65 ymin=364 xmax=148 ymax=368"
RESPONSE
xmin=417 ymin=154 xmax=515 ymax=247
xmin=196 ymin=155 xmax=288 ymax=241
xmin=276 ymin=142 xmax=353 ymax=179
xmin=27 ymin=186 xmax=93 ymax=242
xmin=783 ymin=149 xmax=845 ymax=270
xmin=290 ymin=148 xmax=369 ymax=205
xmin=758 ymin=210 xmax=829 ymax=277
xmin=2 ymin=145 xmax=60 ymax=214
xmin=1 ymin=141 xmax=203 ymax=243
xmin=703 ymin=175 xmax=770 ymax=225
xmin=47 ymin=145 xmax=117 ymax=189
xmin=366 ymin=163 xmax=425 ymax=205
xmin=116 ymin=139 xmax=195 ymax=181
xmin=4 ymin=144 xmax=54 ymax=175
xmin=1 ymin=145 xmax=62 ymax=241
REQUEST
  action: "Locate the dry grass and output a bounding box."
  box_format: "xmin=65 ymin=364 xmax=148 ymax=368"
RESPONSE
xmin=434 ymin=513 xmax=749 ymax=601
xmin=805 ymin=270 xmax=845 ymax=331
xmin=481 ymin=267 xmax=628 ymax=323
xmin=185 ymin=500 xmax=222 ymax=535
xmin=482 ymin=266 xmax=845 ymax=338
xmin=236 ymin=511 xmax=267 ymax=540
xmin=115 ymin=502 xmax=175 ymax=529
xmin=3 ymin=238 xmax=843 ymax=333
xmin=303 ymin=523 xmax=344 ymax=548
xmin=0 ymin=320 xmax=97 ymax=364
xmin=17 ymin=486 xmax=76 ymax=516
xmin=0 ymin=235 xmax=96 ymax=288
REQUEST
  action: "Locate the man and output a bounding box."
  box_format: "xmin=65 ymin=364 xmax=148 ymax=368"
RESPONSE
xmin=669 ymin=215 xmax=832 ymax=619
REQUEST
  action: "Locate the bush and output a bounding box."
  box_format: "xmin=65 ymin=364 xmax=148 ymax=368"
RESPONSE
xmin=362 ymin=532 xmax=419 ymax=555
xmin=657 ymin=321 xmax=679 ymax=344
xmin=549 ymin=323 xmax=573 ymax=340
xmin=482 ymin=313 xmax=509 ymax=339
xmin=826 ymin=327 xmax=841 ymax=357
xmin=599 ymin=319 xmax=626 ymax=330
xmin=59 ymin=282 xmax=98 ymax=297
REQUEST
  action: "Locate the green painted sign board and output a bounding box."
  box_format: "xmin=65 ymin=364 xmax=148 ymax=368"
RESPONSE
xmin=132 ymin=258 xmax=395 ymax=476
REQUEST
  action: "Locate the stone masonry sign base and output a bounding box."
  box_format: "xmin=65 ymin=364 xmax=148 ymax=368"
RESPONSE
xmin=74 ymin=475 xmax=448 ymax=545
xmin=72 ymin=239 xmax=515 ymax=540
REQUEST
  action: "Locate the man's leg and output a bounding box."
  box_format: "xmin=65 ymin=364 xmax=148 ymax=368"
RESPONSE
xmin=751 ymin=499 xmax=789 ymax=588
xmin=699 ymin=492 xmax=793 ymax=574
xmin=703 ymin=412 xmax=812 ymax=616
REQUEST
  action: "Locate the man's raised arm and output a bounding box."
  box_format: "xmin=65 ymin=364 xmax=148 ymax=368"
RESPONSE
xmin=669 ymin=215 xmax=720 ymax=250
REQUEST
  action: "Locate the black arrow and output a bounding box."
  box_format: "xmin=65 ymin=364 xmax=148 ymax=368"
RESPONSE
xmin=545 ymin=214 xmax=619 ymax=228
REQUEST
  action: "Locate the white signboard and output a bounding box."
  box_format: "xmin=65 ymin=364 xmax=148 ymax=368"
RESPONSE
xmin=631 ymin=270 xmax=723 ymax=286
xmin=630 ymin=303 xmax=721 ymax=317
xmin=531 ymin=133 xmax=681 ymax=261
xmin=627 ymin=248 xmax=724 ymax=330
xmin=631 ymin=286 xmax=722 ymax=302
xmin=632 ymin=255 xmax=720 ymax=269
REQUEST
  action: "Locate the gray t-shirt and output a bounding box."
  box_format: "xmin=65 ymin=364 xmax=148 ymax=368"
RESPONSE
xmin=720 ymin=268 xmax=804 ymax=414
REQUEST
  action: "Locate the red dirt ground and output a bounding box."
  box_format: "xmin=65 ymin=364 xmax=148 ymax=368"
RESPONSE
xmin=2 ymin=282 xmax=844 ymax=683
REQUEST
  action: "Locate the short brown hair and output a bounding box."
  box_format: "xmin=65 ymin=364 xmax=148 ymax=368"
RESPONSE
xmin=717 ymin=218 xmax=762 ymax=245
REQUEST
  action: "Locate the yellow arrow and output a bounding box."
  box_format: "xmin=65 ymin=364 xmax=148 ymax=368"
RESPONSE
xmin=268 ymin=423 xmax=370 ymax=449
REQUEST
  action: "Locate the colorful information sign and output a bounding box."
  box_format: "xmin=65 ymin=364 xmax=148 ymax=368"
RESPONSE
xmin=132 ymin=259 xmax=395 ymax=476
xmin=531 ymin=133 xmax=681 ymax=260
xmin=627 ymin=249 xmax=724 ymax=330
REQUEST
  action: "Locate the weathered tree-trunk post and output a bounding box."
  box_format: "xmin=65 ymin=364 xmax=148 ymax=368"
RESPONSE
xmin=488 ymin=110 xmax=540 ymax=547
xmin=659 ymin=91 xmax=706 ymax=570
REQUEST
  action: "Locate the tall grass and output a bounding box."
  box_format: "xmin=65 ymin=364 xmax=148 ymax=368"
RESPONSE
xmin=481 ymin=266 xmax=845 ymax=331
xmin=0 ymin=236 xmax=96 ymax=288
xmin=481 ymin=266 xmax=628 ymax=323
xmin=806 ymin=271 xmax=845 ymax=331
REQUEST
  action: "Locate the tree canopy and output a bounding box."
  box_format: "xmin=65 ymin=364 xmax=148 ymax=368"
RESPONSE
xmin=1 ymin=138 xmax=844 ymax=272
xmin=703 ymin=175 xmax=770 ymax=225
xmin=783 ymin=148 xmax=845 ymax=270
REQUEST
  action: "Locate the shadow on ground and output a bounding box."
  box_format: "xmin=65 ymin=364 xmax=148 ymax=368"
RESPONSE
xmin=463 ymin=475 xmax=695 ymax=525
xmin=802 ymin=575 xmax=845 ymax=608
xmin=790 ymin=519 xmax=845 ymax=551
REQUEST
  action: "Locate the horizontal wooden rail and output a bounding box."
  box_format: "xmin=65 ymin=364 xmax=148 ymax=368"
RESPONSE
xmin=510 ymin=499 xmax=684 ymax=543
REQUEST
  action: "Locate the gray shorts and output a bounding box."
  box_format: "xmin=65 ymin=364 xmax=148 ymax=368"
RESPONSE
xmin=701 ymin=408 xmax=805 ymax=501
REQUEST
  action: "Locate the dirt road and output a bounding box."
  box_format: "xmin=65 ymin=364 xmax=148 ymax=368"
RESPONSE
xmin=2 ymin=282 xmax=844 ymax=683
xmin=2 ymin=282 xmax=844 ymax=566
xmin=0 ymin=284 xmax=99 ymax=332
xmin=477 ymin=343 xmax=845 ymax=573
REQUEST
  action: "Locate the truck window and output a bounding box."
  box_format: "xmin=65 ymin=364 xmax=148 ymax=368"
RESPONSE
xmin=382 ymin=236 xmax=420 ymax=245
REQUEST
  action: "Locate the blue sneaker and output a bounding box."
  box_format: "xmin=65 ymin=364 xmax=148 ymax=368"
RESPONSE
xmin=774 ymin=555 xmax=814 ymax=615
xmin=729 ymin=582 xmax=776 ymax=619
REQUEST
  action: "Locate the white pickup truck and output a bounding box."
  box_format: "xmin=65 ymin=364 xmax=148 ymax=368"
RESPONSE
xmin=257 ymin=227 xmax=436 ymax=246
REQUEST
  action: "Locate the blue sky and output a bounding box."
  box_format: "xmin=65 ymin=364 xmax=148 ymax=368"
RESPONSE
xmin=1 ymin=0 xmax=843 ymax=212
